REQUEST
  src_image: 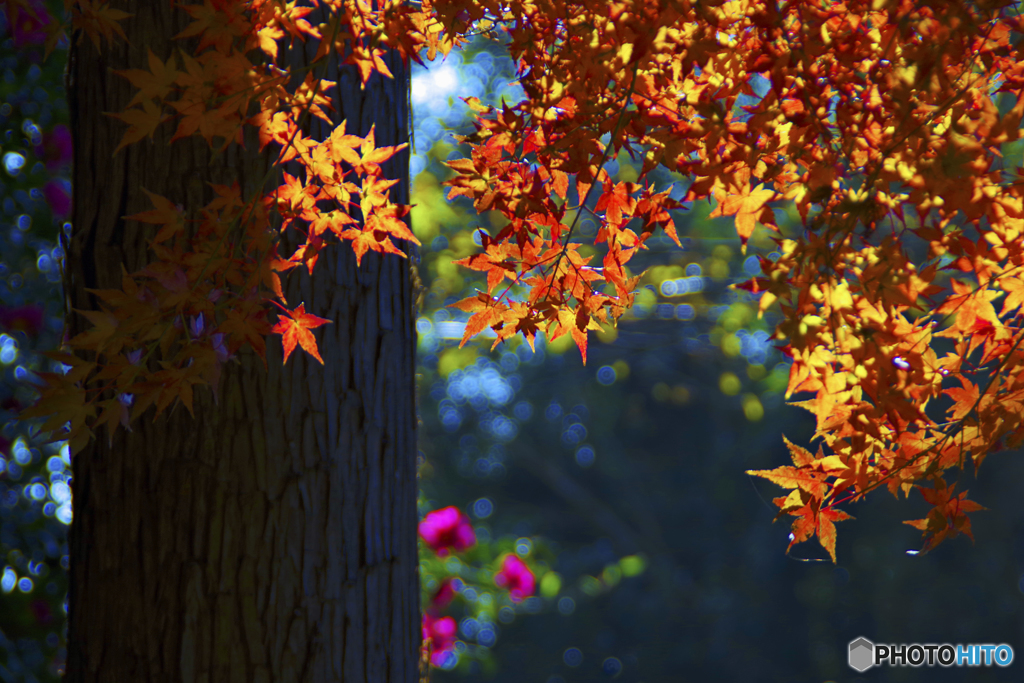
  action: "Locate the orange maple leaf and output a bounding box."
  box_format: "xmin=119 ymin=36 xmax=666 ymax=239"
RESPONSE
xmin=937 ymin=279 xmax=1001 ymax=335
xmin=71 ymin=0 xmax=132 ymax=54
xmin=747 ymin=464 xmax=831 ymax=500
xmin=172 ymin=0 xmax=249 ymax=54
xmin=124 ymin=188 xmax=186 ymax=245
xmin=114 ymin=48 xmax=181 ymax=108
xmin=711 ymin=182 xmax=776 ymax=253
xmin=353 ymin=125 xmax=408 ymax=176
xmin=814 ymin=506 xmax=853 ymax=563
xmin=903 ymin=480 xmax=987 ymax=553
xmin=998 ymin=275 xmax=1024 ymax=317
xmin=106 ymin=98 xmax=169 ymax=155
xmin=772 ymin=490 xmax=853 ymax=563
xmin=451 ymin=293 xmax=509 ymax=347
xmin=453 ymin=241 xmax=520 ymax=294
xmin=945 ymin=376 xmax=980 ymax=422
xmin=346 ymin=44 xmax=394 ymax=86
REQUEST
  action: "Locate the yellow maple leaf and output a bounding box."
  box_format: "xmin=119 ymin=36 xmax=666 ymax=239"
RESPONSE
xmin=711 ymin=182 xmax=776 ymax=253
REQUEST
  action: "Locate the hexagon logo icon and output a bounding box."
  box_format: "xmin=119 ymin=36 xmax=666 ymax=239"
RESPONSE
xmin=849 ymin=637 xmax=874 ymax=672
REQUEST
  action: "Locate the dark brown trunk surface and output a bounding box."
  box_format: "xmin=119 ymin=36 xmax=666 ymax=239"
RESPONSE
xmin=63 ymin=3 xmax=419 ymax=681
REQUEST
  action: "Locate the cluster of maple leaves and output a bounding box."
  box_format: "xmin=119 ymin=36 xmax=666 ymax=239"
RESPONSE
xmin=435 ymin=0 xmax=1024 ymax=562
xmin=14 ymin=0 xmax=1024 ymax=564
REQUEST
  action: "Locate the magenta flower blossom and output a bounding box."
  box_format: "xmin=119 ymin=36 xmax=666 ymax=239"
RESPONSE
xmin=5 ymin=0 xmax=51 ymax=48
xmin=43 ymin=180 xmax=70 ymax=217
xmin=494 ymin=554 xmax=535 ymax=603
xmin=0 ymin=303 xmax=45 ymax=337
xmin=37 ymin=124 xmax=72 ymax=172
xmin=418 ymin=506 xmax=475 ymax=557
xmin=421 ymin=613 xmax=457 ymax=666
xmin=430 ymin=578 xmax=456 ymax=612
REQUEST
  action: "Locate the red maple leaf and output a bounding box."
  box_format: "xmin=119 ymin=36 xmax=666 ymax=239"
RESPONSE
xmin=270 ymin=303 xmax=331 ymax=364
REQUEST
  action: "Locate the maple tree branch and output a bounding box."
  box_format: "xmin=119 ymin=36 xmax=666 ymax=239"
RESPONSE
xmin=542 ymin=58 xmax=641 ymax=309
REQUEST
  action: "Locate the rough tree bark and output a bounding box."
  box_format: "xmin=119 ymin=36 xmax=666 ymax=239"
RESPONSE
xmin=62 ymin=3 xmax=419 ymax=681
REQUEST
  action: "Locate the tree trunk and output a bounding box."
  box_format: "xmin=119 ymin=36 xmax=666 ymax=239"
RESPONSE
xmin=62 ymin=3 xmax=419 ymax=681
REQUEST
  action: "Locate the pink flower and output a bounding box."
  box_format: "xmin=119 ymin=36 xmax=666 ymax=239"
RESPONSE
xmin=418 ymin=506 xmax=475 ymax=557
xmin=494 ymin=554 xmax=535 ymax=603
xmin=421 ymin=613 xmax=457 ymax=667
xmin=0 ymin=303 xmax=45 ymax=337
xmin=430 ymin=578 xmax=455 ymax=611
xmin=43 ymin=180 xmax=70 ymax=217
xmin=5 ymin=0 xmax=51 ymax=48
